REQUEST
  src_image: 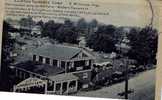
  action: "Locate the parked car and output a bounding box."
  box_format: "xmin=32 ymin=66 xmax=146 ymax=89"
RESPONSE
xmin=111 ymin=71 xmax=125 ymax=83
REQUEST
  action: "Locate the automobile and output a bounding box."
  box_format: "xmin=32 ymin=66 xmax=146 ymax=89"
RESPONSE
xmin=129 ymin=65 xmax=145 ymax=74
xmin=111 ymin=71 xmax=125 ymax=83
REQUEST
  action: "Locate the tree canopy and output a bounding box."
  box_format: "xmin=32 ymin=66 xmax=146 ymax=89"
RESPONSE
xmin=1 ymin=21 xmax=16 ymax=91
xmin=55 ymin=20 xmax=79 ymax=44
xmin=128 ymin=26 xmax=158 ymax=65
xmin=86 ymin=25 xmax=117 ymax=53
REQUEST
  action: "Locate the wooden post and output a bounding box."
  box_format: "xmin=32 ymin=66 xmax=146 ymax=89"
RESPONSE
xmin=13 ymin=85 xmax=16 ymax=92
xmin=75 ymin=80 xmax=78 ymax=91
xmin=43 ymin=57 xmax=46 ymax=64
xmin=60 ymin=82 xmax=63 ymax=94
xmin=44 ymin=80 xmax=48 ymax=94
xmin=67 ymin=81 xmax=70 ymax=94
xmin=50 ymin=58 xmax=53 ymax=66
xmin=57 ymin=60 xmax=60 ymax=67
xmin=65 ymin=62 xmax=67 ymax=73
xmin=36 ymin=55 xmax=39 ymax=62
xmin=72 ymin=61 xmax=74 ymax=68
xmin=53 ymin=82 xmax=56 ymax=93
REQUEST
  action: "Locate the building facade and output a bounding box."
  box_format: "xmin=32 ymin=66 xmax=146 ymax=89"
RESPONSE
xmin=32 ymin=45 xmax=95 ymax=89
xmin=13 ymin=44 xmax=95 ymax=94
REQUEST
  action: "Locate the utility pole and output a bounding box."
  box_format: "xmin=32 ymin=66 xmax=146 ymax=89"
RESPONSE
xmin=124 ymin=57 xmax=129 ymax=99
xmin=116 ymin=36 xmax=131 ymax=99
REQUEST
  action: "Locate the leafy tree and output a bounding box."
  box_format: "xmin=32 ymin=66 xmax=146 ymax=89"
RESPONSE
xmin=89 ymin=19 xmax=98 ymax=28
xmin=0 ymin=21 xmax=16 ymax=91
xmin=41 ymin=19 xmax=78 ymax=44
xmin=86 ymin=25 xmax=117 ymax=53
xmin=2 ymin=21 xmax=16 ymax=65
xmin=56 ymin=21 xmax=79 ymax=44
xmin=114 ymin=27 xmax=128 ymax=43
xmin=36 ymin=20 xmax=44 ymax=29
xmin=77 ymin=18 xmax=88 ymax=34
xmin=41 ymin=20 xmax=62 ymax=39
xmin=64 ymin=19 xmax=74 ymax=27
xmin=19 ymin=16 xmax=35 ymax=29
xmin=87 ymin=19 xmax=98 ymax=35
xmin=128 ymin=26 xmax=158 ymax=65
xmin=19 ymin=16 xmax=35 ymax=36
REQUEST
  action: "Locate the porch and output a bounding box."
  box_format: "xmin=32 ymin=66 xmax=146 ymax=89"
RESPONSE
xmin=47 ymin=73 xmax=79 ymax=95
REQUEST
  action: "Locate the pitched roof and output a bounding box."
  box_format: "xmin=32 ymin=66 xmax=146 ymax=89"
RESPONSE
xmin=32 ymin=44 xmax=82 ymax=60
xmin=15 ymin=61 xmax=65 ymax=76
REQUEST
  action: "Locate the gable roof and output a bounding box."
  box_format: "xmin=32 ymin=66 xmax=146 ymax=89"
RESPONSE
xmin=32 ymin=44 xmax=89 ymax=60
xmin=15 ymin=61 xmax=65 ymax=76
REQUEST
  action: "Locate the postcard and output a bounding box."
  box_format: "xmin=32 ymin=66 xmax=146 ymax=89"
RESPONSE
xmin=0 ymin=0 xmax=161 ymax=100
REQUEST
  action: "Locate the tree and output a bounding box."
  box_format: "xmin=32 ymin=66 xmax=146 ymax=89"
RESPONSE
xmin=0 ymin=21 xmax=16 ymax=91
xmin=114 ymin=27 xmax=127 ymax=43
xmin=128 ymin=26 xmax=158 ymax=65
xmin=64 ymin=19 xmax=74 ymax=27
xmin=87 ymin=19 xmax=98 ymax=35
xmin=89 ymin=19 xmax=98 ymax=28
xmin=19 ymin=16 xmax=35 ymax=36
xmin=86 ymin=25 xmax=117 ymax=53
xmin=2 ymin=21 xmax=15 ymax=64
xmin=56 ymin=24 xmax=79 ymax=44
xmin=41 ymin=19 xmax=78 ymax=44
xmin=77 ymin=18 xmax=88 ymax=34
xmin=19 ymin=16 xmax=35 ymax=29
xmin=41 ymin=20 xmax=62 ymax=39
xmin=36 ymin=20 xmax=44 ymax=28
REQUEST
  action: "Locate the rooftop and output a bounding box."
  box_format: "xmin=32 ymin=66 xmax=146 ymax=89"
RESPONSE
xmin=14 ymin=61 xmax=79 ymax=82
xmin=14 ymin=61 xmax=65 ymax=76
xmin=32 ymin=44 xmax=82 ymax=60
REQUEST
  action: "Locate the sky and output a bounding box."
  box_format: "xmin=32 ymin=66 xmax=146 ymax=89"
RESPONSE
xmin=5 ymin=0 xmax=161 ymax=28
xmin=74 ymin=0 xmax=160 ymax=28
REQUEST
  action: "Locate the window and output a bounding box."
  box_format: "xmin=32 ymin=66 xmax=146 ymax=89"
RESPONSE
xmin=78 ymin=53 xmax=82 ymax=58
xmin=69 ymin=81 xmax=76 ymax=88
xmin=61 ymin=61 xmax=65 ymax=68
xmin=83 ymin=72 xmax=88 ymax=79
xmin=33 ymin=55 xmax=36 ymax=61
xmin=56 ymin=83 xmax=61 ymax=91
xmin=82 ymin=53 xmax=88 ymax=57
xmin=39 ymin=56 xmax=43 ymax=63
xmin=82 ymin=84 xmax=89 ymax=88
xmin=53 ymin=59 xmax=58 ymax=66
xmin=89 ymin=60 xmax=92 ymax=66
xmin=85 ymin=60 xmax=89 ymax=66
xmin=74 ymin=61 xmax=85 ymax=67
xmin=45 ymin=58 xmax=50 ymax=64
xmin=76 ymin=67 xmax=83 ymax=71
xmin=67 ymin=62 xmax=70 ymax=67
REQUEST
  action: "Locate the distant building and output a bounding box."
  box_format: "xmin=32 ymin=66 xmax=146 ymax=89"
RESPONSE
xmin=31 ymin=25 xmax=42 ymax=36
xmin=12 ymin=44 xmax=95 ymax=94
xmin=78 ymin=36 xmax=86 ymax=48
